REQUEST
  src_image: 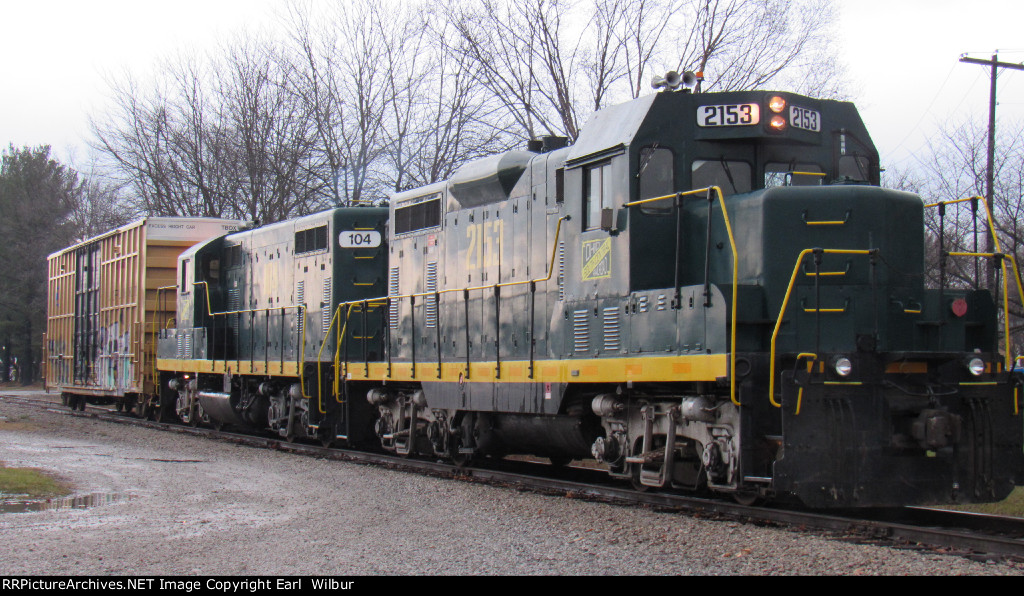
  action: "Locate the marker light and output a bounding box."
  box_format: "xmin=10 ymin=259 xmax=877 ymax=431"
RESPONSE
xmin=833 ymin=357 xmax=853 ymax=377
xmin=967 ymin=357 xmax=985 ymax=376
xmin=770 ymin=115 xmax=787 ymax=131
xmin=769 ymin=96 xmax=787 ymax=113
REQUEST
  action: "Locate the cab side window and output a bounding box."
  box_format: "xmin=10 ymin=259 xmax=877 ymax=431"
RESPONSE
xmin=585 ymin=162 xmax=613 ymax=230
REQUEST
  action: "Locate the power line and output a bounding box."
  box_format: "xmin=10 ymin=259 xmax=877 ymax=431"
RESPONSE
xmin=889 ymin=64 xmax=958 ymax=155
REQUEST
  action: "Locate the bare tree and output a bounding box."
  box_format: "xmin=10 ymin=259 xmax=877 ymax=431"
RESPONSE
xmin=672 ymin=0 xmax=844 ymax=96
xmin=897 ymin=119 xmax=1024 ymax=350
xmin=287 ymin=1 xmax=394 ymax=206
xmin=91 ymin=72 xmax=183 ymax=216
xmin=215 ymin=33 xmax=322 ymax=223
xmin=91 ymin=0 xmax=848 ymax=220
xmin=445 ymin=0 xmax=847 ymax=142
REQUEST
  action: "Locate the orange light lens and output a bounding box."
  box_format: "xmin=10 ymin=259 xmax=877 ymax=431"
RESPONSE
xmin=770 ymin=115 xmax=787 ymax=131
xmin=769 ymin=96 xmax=787 ymax=113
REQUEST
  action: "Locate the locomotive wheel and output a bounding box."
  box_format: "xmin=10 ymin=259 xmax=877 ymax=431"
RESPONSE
xmin=732 ymin=491 xmax=760 ymax=506
xmin=630 ymin=469 xmax=651 ymax=493
xmin=188 ymin=403 xmax=201 ymax=427
xmin=115 ymin=401 xmax=124 ymax=413
xmin=320 ymin=435 xmax=335 ymax=448
xmin=548 ymin=456 xmax=572 ymax=468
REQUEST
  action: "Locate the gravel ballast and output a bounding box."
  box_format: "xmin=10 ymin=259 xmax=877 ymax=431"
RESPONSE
xmin=0 ymin=396 xmax=1020 ymax=576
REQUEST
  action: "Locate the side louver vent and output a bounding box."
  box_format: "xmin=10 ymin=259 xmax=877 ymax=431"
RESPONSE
xmin=425 ymin=262 xmax=438 ymax=328
xmin=572 ymin=309 xmax=589 ymax=353
xmin=558 ymin=242 xmax=566 ymax=301
xmin=296 ymin=282 xmax=304 ymax=334
xmin=388 ymin=267 xmax=400 ymax=329
xmin=603 ymin=307 xmax=620 ymax=352
xmin=321 ymin=278 xmax=332 ymax=334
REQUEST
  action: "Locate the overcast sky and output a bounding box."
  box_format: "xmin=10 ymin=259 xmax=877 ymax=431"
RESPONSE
xmin=1 ymin=0 xmax=1022 ymax=174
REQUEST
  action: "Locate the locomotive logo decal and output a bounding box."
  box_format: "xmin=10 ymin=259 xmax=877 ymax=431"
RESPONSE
xmin=581 ymin=238 xmax=611 ymax=280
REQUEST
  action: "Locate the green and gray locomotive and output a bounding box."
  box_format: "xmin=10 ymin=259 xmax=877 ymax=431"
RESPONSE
xmin=157 ymin=81 xmax=1024 ymax=507
xmin=157 ymin=208 xmax=388 ymax=445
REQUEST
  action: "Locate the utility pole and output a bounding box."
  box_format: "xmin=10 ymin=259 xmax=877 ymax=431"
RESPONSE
xmin=958 ymin=53 xmax=1024 ymax=289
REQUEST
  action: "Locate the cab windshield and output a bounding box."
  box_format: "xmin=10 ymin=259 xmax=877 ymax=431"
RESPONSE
xmin=764 ymin=162 xmax=824 ymax=188
xmin=691 ymin=159 xmax=751 ymax=196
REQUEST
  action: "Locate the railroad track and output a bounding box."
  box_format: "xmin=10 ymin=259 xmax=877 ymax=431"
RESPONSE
xmin=4 ymin=392 xmax=1024 ymax=561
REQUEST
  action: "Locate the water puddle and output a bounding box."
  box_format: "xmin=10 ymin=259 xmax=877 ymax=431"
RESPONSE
xmin=0 ymin=492 xmax=133 ymax=514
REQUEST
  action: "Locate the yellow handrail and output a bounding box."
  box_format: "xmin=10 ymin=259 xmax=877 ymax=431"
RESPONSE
xmin=624 ymin=186 xmax=741 ymax=406
xmin=793 ymin=353 xmax=817 ymax=415
xmin=190 ymin=280 xmax=308 ymax=395
xmin=321 ymin=215 xmax=571 ymax=407
xmin=947 ymin=252 xmax=1018 ymax=369
xmin=925 ymin=194 xmax=1024 ymax=368
xmin=769 ymin=249 xmax=875 ymax=408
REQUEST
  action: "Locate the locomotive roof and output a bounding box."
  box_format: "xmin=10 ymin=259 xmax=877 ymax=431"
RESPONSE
xmin=566 ymin=94 xmax=658 ymax=167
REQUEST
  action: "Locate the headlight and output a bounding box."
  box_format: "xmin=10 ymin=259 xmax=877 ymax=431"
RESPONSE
xmin=967 ymin=357 xmax=985 ymax=376
xmin=769 ymin=115 xmax=787 ymax=131
xmin=768 ymin=96 xmax=787 ymax=113
xmin=833 ymin=356 xmax=853 ymax=377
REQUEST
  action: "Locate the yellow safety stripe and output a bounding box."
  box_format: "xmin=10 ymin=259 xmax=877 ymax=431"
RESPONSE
xmin=158 ymin=353 xmax=728 ymax=385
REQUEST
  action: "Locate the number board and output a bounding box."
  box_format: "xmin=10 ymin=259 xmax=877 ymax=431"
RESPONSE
xmin=338 ymin=230 xmax=382 ymax=248
xmin=697 ymin=104 xmax=760 ymax=127
xmin=789 ymin=106 xmax=821 ymax=132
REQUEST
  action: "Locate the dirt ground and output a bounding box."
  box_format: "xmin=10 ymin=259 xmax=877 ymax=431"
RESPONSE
xmin=0 ymin=392 xmax=1021 ymax=576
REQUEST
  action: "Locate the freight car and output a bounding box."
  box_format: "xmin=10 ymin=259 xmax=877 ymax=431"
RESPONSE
xmin=45 ymin=217 xmax=246 ymax=416
xmin=148 ymin=76 xmax=1023 ymax=507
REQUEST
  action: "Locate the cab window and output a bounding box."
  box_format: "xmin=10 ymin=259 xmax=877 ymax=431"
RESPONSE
xmin=837 ymin=133 xmax=873 ymax=182
xmin=765 ymin=163 xmax=824 ymax=188
xmin=839 ymin=155 xmax=871 ymax=182
xmin=637 ymin=146 xmax=674 ymax=214
xmin=585 ymin=161 xmax=614 ymax=230
xmin=691 ymin=159 xmax=751 ymax=196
